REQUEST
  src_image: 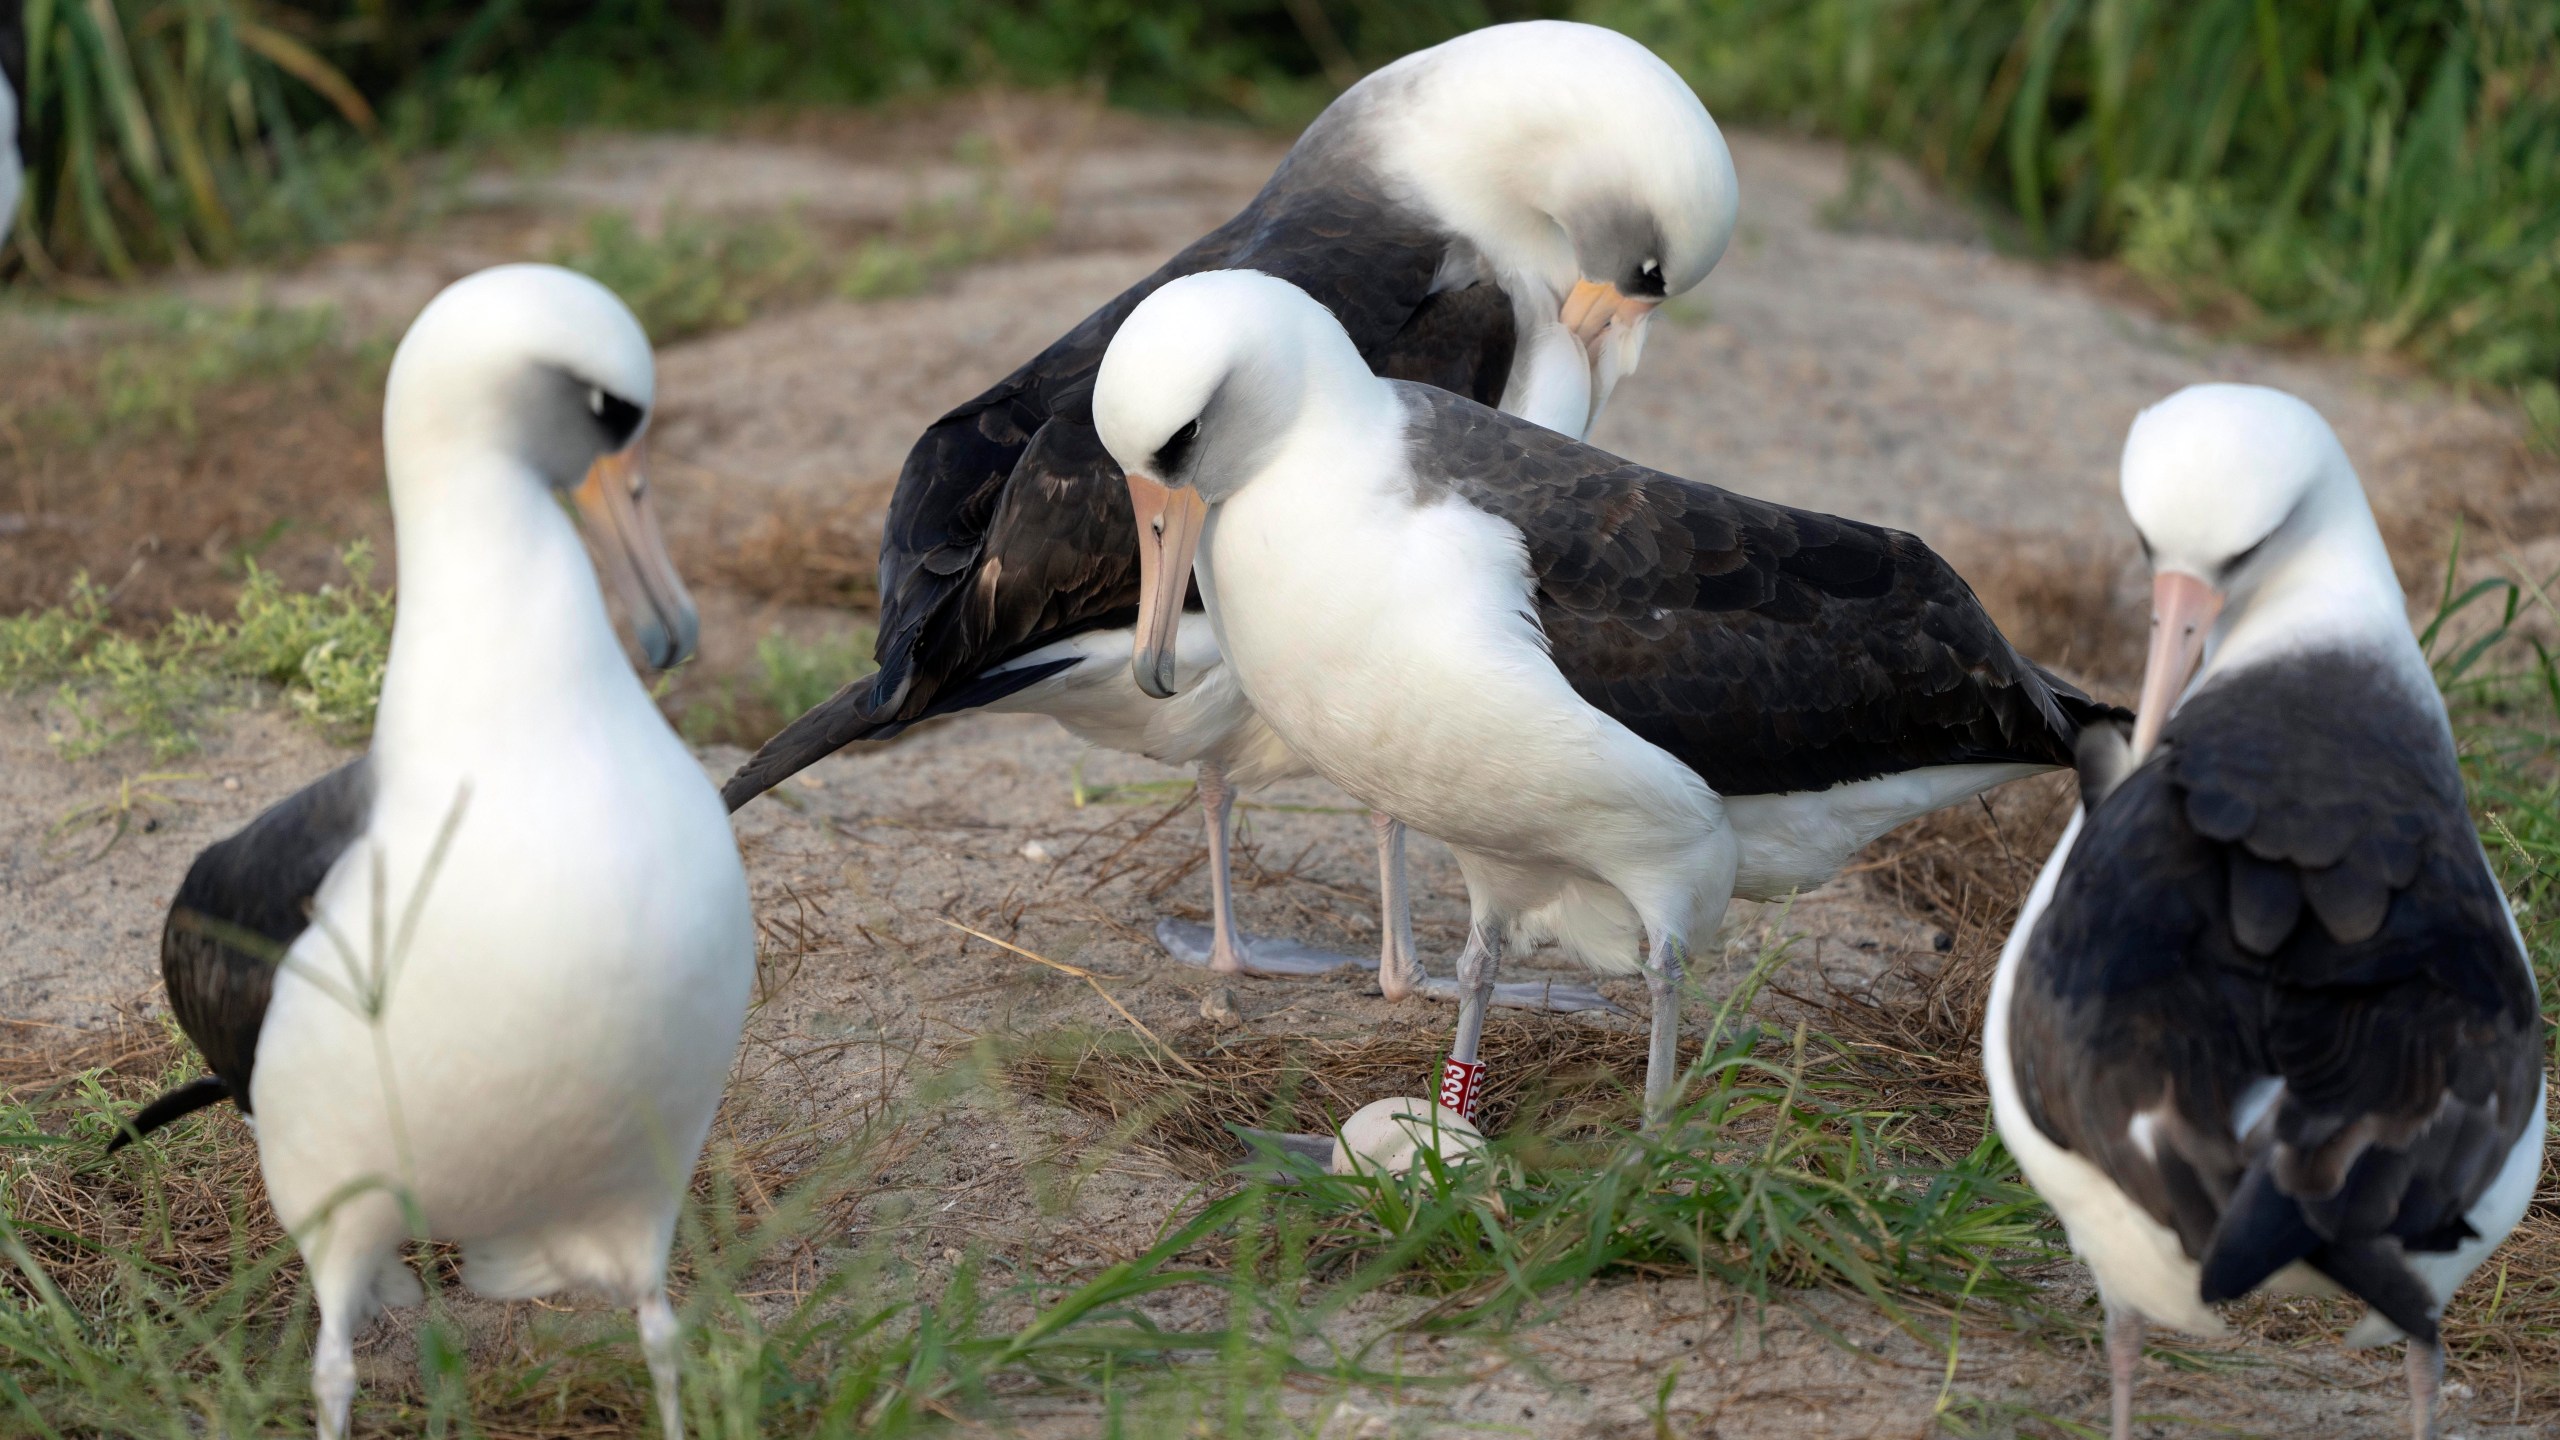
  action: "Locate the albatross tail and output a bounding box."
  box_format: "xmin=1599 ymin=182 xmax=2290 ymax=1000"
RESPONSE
xmin=105 ymin=1075 xmax=232 ymax=1153
xmin=720 ymin=656 xmax=1082 ymax=811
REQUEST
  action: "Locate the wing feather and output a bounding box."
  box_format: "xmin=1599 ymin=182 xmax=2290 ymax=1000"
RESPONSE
xmin=1397 ymin=386 xmax=2108 ymax=796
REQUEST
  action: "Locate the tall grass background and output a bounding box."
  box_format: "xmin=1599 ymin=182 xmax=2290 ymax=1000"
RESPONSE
xmin=7 ymin=1 xmax=2556 ymax=408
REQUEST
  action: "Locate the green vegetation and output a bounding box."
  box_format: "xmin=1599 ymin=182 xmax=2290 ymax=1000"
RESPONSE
xmin=0 ymin=544 xmax=394 ymax=758
xmin=2428 ymin=539 xmax=2560 ymax=1004
xmin=551 ymin=182 xmax=1053 ymax=344
xmin=752 ymin=626 xmax=879 ymax=726
xmin=9 ymin=0 xmax=383 ymax=277
xmin=15 ymin=2 xmax=2550 ymax=409
xmin=671 ymin=625 xmax=877 ymax=748
xmin=1605 ymin=0 xmax=2560 ymax=401
xmin=43 ymin=300 xmax=370 ymax=442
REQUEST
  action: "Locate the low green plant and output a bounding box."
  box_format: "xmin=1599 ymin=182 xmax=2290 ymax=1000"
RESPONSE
xmin=83 ymin=300 xmax=353 ymax=440
xmin=2426 ymin=541 xmax=2560 ymax=1003
xmin=552 ymin=180 xmax=1056 ymax=345
xmin=755 ymin=625 xmax=878 ymax=725
xmin=552 ymin=210 xmax=833 ymax=345
xmin=839 ymin=184 xmax=1055 ymax=302
xmin=0 ymin=542 xmax=394 ymax=758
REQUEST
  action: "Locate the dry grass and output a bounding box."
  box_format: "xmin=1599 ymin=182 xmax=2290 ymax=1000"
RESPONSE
xmin=1004 ymin=1016 xmax=1691 ymax=1172
xmin=0 ymin=322 xmax=390 ymax=621
xmin=1807 ymin=773 xmax=2077 ymax=1112
xmin=702 ymin=489 xmax=890 ymax=611
xmin=1934 ymin=529 xmax=2148 ymax=696
xmin=0 ymin=1012 xmax=284 ymax=1314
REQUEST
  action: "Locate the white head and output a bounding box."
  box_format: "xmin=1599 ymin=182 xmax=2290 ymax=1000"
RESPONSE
xmin=2118 ymin=383 xmax=2387 ymax=754
xmin=384 ymin=263 xmax=696 ymax=668
xmin=1339 ymin=22 xmax=1737 ymax=406
xmin=1094 ymin=270 xmax=1374 ymax=698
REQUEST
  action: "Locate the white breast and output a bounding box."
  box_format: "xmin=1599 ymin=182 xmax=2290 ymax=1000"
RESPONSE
xmin=1202 ymin=456 xmax=1727 ymax=949
xmin=249 ymin=701 xmax=752 ymax=1270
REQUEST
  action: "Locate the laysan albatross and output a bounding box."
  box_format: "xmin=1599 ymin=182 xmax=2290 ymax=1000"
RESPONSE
xmin=1985 ymin=384 xmax=2544 ymax=1440
xmin=108 ymin=265 xmax=754 ymax=1440
xmin=719 ymin=21 xmax=1736 ymax=1007
xmin=1091 ymin=269 xmax=2120 ymax=1124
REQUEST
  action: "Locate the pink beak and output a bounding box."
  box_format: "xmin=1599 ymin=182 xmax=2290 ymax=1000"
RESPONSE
xmin=2130 ymin=571 xmax=2225 ymax=759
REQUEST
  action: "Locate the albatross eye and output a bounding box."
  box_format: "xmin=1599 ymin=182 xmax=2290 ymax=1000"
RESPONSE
xmin=588 ymin=387 xmax=646 ymax=449
xmin=1155 ymin=418 xmax=1202 ymax=474
xmin=1634 ymin=258 xmax=1666 ymax=297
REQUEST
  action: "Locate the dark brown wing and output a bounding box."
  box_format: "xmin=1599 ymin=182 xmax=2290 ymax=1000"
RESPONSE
xmin=723 ymin=145 xmax=1507 ymax=809
xmin=112 ymin=759 xmax=373 ymax=1150
xmin=2007 ymin=654 xmax=2541 ymax=1341
xmin=1400 ymin=385 xmax=2110 ymax=796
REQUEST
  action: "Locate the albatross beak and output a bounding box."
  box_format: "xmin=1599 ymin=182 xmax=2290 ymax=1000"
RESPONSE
xmin=2130 ymin=571 xmax=2223 ymax=759
xmin=1126 ymin=468 xmax=1207 ymax=700
xmin=574 ymin=442 xmax=699 ymax=670
xmin=1559 ymin=279 xmax=1659 ymax=371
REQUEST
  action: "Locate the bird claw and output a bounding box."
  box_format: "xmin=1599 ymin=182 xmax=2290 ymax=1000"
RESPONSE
xmin=1413 ymin=973 xmax=1623 ymax=1015
xmin=1155 ymin=918 xmax=1377 ymax=977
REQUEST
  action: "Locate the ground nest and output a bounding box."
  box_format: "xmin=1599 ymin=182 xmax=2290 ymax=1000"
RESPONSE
xmin=1001 ymin=1014 xmax=1704 ymax=1169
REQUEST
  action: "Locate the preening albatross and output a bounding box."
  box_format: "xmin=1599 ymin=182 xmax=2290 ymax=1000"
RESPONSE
xmin=1091 ymin=270 xmax=2117 ymax=1124
xmin=109 ymin=265 xmax=754 ymax=1440
xmin=1985 ymin=384 xmax=2544 ymax=1440
xmin=720 ymin=21 xmax=1737 ymax=1002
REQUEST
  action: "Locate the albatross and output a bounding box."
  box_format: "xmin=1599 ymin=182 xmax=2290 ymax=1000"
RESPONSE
xmin=1091 ymin=269 xmax=2119 ymax=1123
xmin=107 ymin=265 xmax=754 ymax=1440
xmin=721 ymin=21 xmax=1737 ymax=1005
xmin=1985 ymin=384 xmax=2544 ymax=1440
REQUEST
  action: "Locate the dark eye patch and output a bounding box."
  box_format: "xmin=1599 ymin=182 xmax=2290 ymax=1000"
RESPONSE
xmin=1154 ymin=418 xmax=1201 ymax=474
xmin=1631 ymin=258 xmax=1667 ymax=298
xmin=589 ymin=387 xmax=646 ymax=449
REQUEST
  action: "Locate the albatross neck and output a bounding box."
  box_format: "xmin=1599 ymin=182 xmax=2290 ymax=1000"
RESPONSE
xmin=374 ymin=452 xmax=650 ymax=757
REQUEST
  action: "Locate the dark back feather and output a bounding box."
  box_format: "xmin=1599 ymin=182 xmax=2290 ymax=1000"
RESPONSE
xmin=1398 ymin=386 xmax=2109 ymax=796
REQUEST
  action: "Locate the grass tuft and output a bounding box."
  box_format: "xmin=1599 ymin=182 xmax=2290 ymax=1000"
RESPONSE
xmin=0 ymin=542 xmax=394 ymax=758
xmin=551 ymin=176 xmax=1054 ymax=346
xmin=1604 ymin=0 xmax=2560 ymax=398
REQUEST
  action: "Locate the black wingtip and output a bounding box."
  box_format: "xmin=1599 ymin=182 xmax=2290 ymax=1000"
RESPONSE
xmin=2199 ymin=1165 xmax=2444 ymax=1346
xmin=2073 ymin=717 xmax=2139 ymax=812
xmin=2199 ymin=1163 xmax=2320 ymax=1304
xmin=721 ymin=680 xmax=893 ymax=812
xmin=105 ymin=1075 xmax=232 ymax=1153
xmin=2310 ymin=1239 xmax=2442 ymax=1347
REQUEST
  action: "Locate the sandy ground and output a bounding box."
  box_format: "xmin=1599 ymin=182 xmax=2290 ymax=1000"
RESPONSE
xmin=5 ymin=95 xmax=2556 ymax=1437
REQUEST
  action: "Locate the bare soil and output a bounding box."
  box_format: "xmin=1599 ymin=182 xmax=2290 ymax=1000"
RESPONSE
xmin=4 ymin=94 xmax=2554 ymax=1437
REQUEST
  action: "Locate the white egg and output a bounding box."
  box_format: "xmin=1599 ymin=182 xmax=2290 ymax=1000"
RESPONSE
xmin=1330 ymin=1097 xmax=1487 ymax=1176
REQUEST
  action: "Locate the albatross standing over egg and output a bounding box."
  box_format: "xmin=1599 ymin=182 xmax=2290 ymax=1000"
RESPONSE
xmin=108 ymin=265 xmax=753 ymax=1440
xmin=720 ymin=21 xmax=1736 ymax=1004
xmin=1092 ymin=270 xmax=2117 ymax=1124
xmin=1985 ymin=384 xmax=2544 ymax=1440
